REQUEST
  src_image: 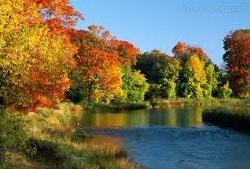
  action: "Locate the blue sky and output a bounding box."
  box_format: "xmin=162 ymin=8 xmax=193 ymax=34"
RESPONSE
xmin=70 ymin=0 xmax=250 ymax=65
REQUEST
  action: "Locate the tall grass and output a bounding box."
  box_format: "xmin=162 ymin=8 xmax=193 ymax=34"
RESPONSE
xmin=203 ymin=100 xmax=250 ymax=133
xmin=1 ymin=102 xmax=142 ymax=169
xmin=151 ymin=98 xmax=247 ymax=108
xmin=82 ymin=101 xmax=151 ymax=112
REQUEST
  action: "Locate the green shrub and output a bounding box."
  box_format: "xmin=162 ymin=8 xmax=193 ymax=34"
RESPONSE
xmin=0 ymin=110 xmax=29 ymax=151
xmin=0 ymin=110 xmax=32 ymax=167
xmin=0 ymin=103 xmax=140 ymax=169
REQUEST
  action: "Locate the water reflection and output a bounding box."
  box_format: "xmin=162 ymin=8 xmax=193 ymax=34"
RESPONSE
xmin=84 ymin=108 xmax=203 ymax=128
xmin=84 ymin=108 xmax=250 ymax=169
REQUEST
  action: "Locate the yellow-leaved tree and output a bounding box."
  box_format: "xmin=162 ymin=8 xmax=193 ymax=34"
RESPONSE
xmin=184 ymin=55 xmax=207 ymax=98
xmin=0 ymin=0 xmax=78 ymax=111
xmin=187 ymin=55 xmax=207 ymax=84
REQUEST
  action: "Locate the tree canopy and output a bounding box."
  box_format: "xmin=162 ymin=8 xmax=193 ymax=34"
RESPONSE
xmin=223 ymin=29 xmax=250 ymax=98
xmin=0 ymin=0 xmax=248 ymax=112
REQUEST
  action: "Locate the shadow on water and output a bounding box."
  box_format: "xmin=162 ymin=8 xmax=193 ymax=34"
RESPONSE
xmin=82 ymin=108 xmax=250 ymax=169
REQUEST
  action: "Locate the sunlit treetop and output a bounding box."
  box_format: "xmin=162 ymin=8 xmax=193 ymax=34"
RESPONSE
xmin=172 ymin=42 xmax=187 ymax=56
xmin=111 ymin=40 xmax=140 ymax=66
xmin=172 ymin=42 xmax=209 ymax=63
xmin=27 ymin=0 xmax=83 ymax=28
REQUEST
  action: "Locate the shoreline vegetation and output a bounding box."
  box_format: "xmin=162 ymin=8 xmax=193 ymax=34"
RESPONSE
xmin=152 ymin=98 xmax=250 ymax=134
xmin=82 ymin=101 xmax=151 ymax=113
xmin=0 ymin=103 xmax=142 ymax=169
xmin=84 ymin=98 xmax=250 ymax=134
xmin=203 ymin=100 xmax=250 ymax=134
xmin=203 ymin=107 xmax=250 ymax=134
xmin=1 ymin=99 xmax=249 ymax=168
xmin=151 ymin=98 xmax=248 ymax=108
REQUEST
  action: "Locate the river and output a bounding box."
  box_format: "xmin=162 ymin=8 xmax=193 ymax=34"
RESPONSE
xmin=83 ymin=108 xmax=250 ymax=169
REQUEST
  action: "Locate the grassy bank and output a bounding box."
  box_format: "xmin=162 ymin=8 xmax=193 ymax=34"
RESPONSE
xmin=81 ymin=99 xmax=246 ymax=112
xmin=152 ymin=98 xmax=250 ymax=133
xmin=82 ymin=101 xmax=151 ymax=113
xmin=151 ymin=98 xmax=247 ymax=109
xmin=203 ymin=100 xmax=250 ymax=133
xmin=0 ymin=103 xmax=141 ymax=169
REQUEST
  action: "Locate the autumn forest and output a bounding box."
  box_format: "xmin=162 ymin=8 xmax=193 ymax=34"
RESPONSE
xmin=0 ymin=0 xmax=249 ymax=112
xmin=0 ymin=1 xmax=250 ymax=169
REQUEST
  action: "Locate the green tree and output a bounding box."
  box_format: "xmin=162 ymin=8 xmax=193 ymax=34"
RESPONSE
xmin=178 ymin=55 xmax=207 ymax=99
xmin=205 ymin=64 xmax=219 ymax=97
xmin=218 ymin=82 xmax=232 ymax=99
xmin=145 ymin=84 xmax=162 ymax=101
xmin=121 ymin=68 xmax=149 ymax=103
xmin=160 ymin=58 xmax=181 ymax=98
xmin=135 ymin=50 xmax=170 ymax=83
xmin=161 ymin=79 xmax=177 ymax=98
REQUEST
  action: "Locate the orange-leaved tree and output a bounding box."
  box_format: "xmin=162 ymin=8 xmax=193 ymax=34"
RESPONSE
xmin=69 ymin=26 xmax=124 ymax=103
xmin=0 ymin=0 xmax=81 ymax=111
xmin=224 ymin=29 xmax=250 ymax=98
xmin=111 ymin=40 xmax=139 ymax=67
xmin=172 ymin=41 xmax=209 ymax=64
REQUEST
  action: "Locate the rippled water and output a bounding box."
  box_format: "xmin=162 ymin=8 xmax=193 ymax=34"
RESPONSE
xmin=83 ymin=108 xmax=250 ymax=169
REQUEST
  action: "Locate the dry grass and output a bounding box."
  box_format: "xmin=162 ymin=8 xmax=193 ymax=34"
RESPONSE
xmin=203 ymin=100 xmax=250 ymax=133
xmin=1 ymin=102 xmax=142 ymax=169
xmin=151 ymin=98 xmax=247 ymax=108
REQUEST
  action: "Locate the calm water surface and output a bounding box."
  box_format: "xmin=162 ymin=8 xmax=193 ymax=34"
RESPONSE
xmin=83 ymin=108 xmax=250 ymax=169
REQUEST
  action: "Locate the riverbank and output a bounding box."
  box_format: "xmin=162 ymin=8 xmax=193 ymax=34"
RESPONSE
xmin=151 ymin=98 xmax=250 ymax=133
xmin=0 ymin=103 xmax=141 ymax=169
xmin=203 ymin=100 xmax=250 ymax=133
xmin=82 ymin=101 xmax=151 ymax=112
xmin=81 ymin=99 xmax=246 ymax=112
xmin=151 ymin=98 xmax=248 ymax=109
xmin=2 ymin=99 xmax=249 ymax=168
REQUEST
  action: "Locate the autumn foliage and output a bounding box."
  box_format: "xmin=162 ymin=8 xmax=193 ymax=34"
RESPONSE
xmin=0 ymin=0 xmax=247 ymax=112
xmin=111 ymin=40 xmax=140 ymax=66
xmin=136 ymin=42 xmax=230 ymax=99
xmin=70 ymin=27 xmax=123 ymax=102
xmin=172 ymin=41 xmax=208 ymax=63
xmin=0 ymin=0 xmax=80 ymax=111
xmin=224 ymin=30 xmax=250 ymax=98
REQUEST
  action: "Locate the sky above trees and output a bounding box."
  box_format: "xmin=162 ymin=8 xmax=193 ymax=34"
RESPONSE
xmin=71 ymin=0 xmax=250 ymax=65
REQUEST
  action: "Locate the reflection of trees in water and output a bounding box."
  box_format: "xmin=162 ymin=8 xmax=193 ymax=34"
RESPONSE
xmin=194 ymin=107 xmax=203 ymax=125
xmin=148 ymin=108 xmax=203 ymax=127
xmin=179 ymin=108 xmax=203 ymax=127
xmin=126 ymin=110 xmax=150 ymax=127
xmin=84 ymin=108 xmax=204 ymax=128
xmin=86 ymin=110 xmax=150 ymax=127
xmin=92 ymin=113 xmax=127 ymax=127
xmin=165 ymin=109 xmax=177 ymax=127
